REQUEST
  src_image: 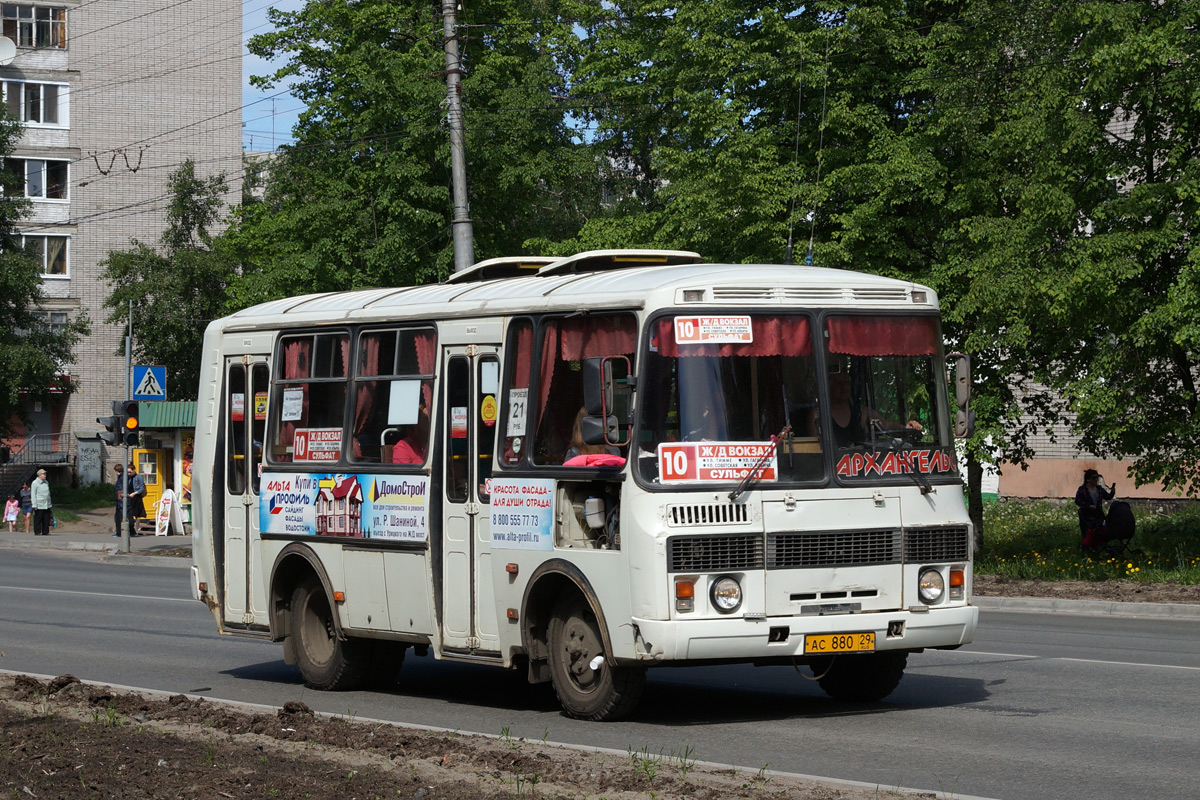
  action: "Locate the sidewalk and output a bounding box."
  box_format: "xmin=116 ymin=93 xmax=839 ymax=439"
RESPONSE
xmin=0 ymin=505 xmax=190 ymax=556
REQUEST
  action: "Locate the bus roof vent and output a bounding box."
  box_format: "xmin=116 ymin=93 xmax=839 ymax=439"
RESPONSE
xmin=444 ymin=256 xmax=557 ymax=284
xmin=851 ymin=287 xmax=910 ymax=302
xmin=711 ymin=286 xmax=845 ymax=303
xmin=538 ymin=249 xmax=703 ymax=276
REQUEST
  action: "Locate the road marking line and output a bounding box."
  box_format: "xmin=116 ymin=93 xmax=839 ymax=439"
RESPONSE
xmin=1057 ymin=656 xmax=1200 ymax=672
xmin=946 ymin=649 xmax=1200 ymax=671
xmin=0 ymin=585 xmax=192 ymax=603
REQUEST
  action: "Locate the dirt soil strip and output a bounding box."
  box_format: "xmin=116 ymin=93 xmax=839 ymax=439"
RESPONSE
xmin=0 ymin=672 xmax=998 ymax=800
xmin=972 ymin=575 xmax=1200 ymax=604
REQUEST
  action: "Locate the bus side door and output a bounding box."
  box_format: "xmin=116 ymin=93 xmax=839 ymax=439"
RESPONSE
xmin=222 ymin=356 xmax=271 ymax=625
xmin=440 ymin=346 xmax=500 ymax=655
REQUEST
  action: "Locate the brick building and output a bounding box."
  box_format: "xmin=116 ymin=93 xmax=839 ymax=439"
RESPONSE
xmin=2 ymin=0 xmax=241 ymax=475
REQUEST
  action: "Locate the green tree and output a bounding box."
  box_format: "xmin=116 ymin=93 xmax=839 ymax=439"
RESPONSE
xmin=0 ymin=114 xmax=88 ymax=438
xmin=101 ymin=159 xmax=233 ymax=400
xmin=229 ymin=0 xmax=602 ymax=305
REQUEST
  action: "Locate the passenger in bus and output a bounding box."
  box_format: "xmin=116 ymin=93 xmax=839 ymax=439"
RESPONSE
xmin=386 ymin=400 xmax=430 ymax=464
xmin=564 ymin=407 xmax=623 ymax=466
xmin=827 ymin=368 xmax=922 ymax=447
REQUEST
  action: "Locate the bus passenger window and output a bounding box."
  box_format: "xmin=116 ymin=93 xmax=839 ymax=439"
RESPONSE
xmin=477 ymin=356 xmax=499 ymax=499
xmin=446 ymin=357 xmax=470 ymax=501
xmin=226 ymin=364 xmax=246 ymax=494
xmin=500 ymin=318 xmax=532 ymax=466
xmin=269 ymin=332 xmax=349 ymax=464
xmin=532 ymin=314 xmax=637 ymax=466
xmin=350 ymin=328 xmax=436 ymax=466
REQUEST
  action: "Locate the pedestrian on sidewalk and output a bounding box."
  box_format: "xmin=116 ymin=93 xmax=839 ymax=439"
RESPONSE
xmin=31 ymin=468 xmax=52 ymax=536
xmin=126 ymin=461 xmax=146 ymax=536
xmin=4 ymin=494 xmax=18 ymax=532
xmin=18 ymin=481 xmax=32 ymax=534
xmin=113 ymin=464 xmax=131 ymax=538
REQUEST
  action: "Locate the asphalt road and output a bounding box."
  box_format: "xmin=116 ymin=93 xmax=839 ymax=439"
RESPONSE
xmin=2 ymin=549 xmax=1199 ymax=800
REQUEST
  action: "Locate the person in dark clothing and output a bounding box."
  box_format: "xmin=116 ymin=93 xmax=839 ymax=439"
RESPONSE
xmin=113 ymin=464 xmax=133 ymax=537
xmin=1075 ymin=468 xmax=1115 ymax=546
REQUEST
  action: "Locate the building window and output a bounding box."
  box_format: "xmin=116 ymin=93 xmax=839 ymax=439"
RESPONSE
xmin=6 ymin=158 xmax=68 ymax=199
xmin=23 ymin=234 xmax=68 ymax=277
xmin=2 ymin=5 xmax=66 ymax=49
xmin=33 ymin=309 xmax=68 ymax=333
xmin=4 ymin=81 xmax=64 ymax=125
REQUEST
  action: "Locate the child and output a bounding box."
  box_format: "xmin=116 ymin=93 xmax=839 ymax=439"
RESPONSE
xmin=4 ymin=494 xmax=18 ymax=532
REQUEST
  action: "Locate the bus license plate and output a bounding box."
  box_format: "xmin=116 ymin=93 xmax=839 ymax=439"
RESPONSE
xmin=804 ymin=632 xmax=875 ymax=654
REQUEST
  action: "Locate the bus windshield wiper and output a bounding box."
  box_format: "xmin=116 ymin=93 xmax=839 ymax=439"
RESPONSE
xmin=869 ymin=419 xmax=934 ymax=495
xmin=729 ymin=424 xmax=790 ymax=503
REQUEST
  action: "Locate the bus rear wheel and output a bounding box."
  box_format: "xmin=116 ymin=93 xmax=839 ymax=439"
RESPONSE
xmin=289 ymin=579 xmax=366 ymax=691
xmin=548 ymin=597 xmax=645 ymax=721
xmin=812 ymin=651 xmax=907 ymax=702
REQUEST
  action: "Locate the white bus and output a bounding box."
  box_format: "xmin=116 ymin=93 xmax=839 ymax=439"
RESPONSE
xmin=191 ymin=250 xmax=977 ymax=721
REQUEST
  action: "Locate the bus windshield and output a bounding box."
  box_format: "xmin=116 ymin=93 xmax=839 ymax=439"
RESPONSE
xmin=823 ymin=315 xmax=954 ymax=481
xmin=637 ymin=314 xmax=824 ymax=484
xmin=636 ymin=312 xmax=955 ymax=486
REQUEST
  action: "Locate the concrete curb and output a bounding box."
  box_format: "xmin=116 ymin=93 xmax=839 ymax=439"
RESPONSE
xmin=975 ymin=595 xmax=1200 ymax=619
xmin=0 ymin=669 xmax=1003 ymax=800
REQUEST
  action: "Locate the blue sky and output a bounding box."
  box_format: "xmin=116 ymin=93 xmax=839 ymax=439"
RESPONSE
xmin=242 ymin=1 xmax=305 ymax=152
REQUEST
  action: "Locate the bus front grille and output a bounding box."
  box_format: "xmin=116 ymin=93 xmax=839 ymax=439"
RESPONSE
xmin=668 ymin=534 xmax=764 ymax=572
xmin=768 ymin=529 xmax=902 ymax=569
xmin=667 ymin=503 xmax=750 ymax=527
xmin=904 ymin=526 xmax=970 ymax=562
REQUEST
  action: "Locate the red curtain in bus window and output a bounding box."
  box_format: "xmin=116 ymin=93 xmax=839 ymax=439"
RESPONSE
xmin=511 ymin=322 xmax=533 ymax=389
xmin=352 ymin=336 xmax=381 ymax=458
xmin=414 ymin=330 xmax=435 ymax=408
xmin=281 ymin=338 xmax=312 ymax=444
xmin=559 ymin=316 xmax=637 ymax=360
xmin=655 ymin=316 xmax=811 ymax=357
xmin=826 ymin=316 xmax=939 ymax=356
xmin=537 ymin=319 xmax=560 ymax=428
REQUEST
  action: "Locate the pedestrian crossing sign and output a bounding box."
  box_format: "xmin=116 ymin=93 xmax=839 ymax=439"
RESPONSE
xmin=132 ymin=366 xmax=167 ymax=401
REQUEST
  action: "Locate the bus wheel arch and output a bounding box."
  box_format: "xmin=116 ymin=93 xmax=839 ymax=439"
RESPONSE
xmin=521 ymin=561 xmax=646 ymax=721
xmin=269 ymin=544 xmax=343 ymax=662
xmin=521 ymin=561 xmax=609 ymax=685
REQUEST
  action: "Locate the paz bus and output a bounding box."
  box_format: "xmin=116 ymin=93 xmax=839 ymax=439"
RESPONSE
xmin=190 ymin=250 xmax=977 ymax=721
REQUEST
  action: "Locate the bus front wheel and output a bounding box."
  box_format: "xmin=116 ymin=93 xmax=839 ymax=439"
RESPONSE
xmin=812 ymin=651 xmax=907 ymax=702
xmin=289 ymin=579 xmax=366 ymax=691
xmin=547 ymin=597 xmax=645 ymax=721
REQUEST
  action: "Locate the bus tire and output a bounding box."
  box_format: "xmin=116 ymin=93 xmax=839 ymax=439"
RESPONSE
xmin=548 ymin=597 xmax=645 ymax=721
xmin=813 ymin=651 xmax=907 ymax=702
xmin=289 ymin=580 xmax=366 ymax=691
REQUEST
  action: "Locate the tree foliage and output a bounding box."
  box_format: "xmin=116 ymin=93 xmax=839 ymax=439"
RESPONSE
xmin=230 ymin=0 xmax=603 ymax=305
xmin=101 ymin=160 xmax=233 ymax=401
xmin=0 ymin=114 xmax=88 ymax=438
xmin=226 ymin=0 xmax=1200 ymax=496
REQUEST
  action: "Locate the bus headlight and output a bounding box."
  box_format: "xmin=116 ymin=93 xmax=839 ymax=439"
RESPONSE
xmin=918 ymin=568 xmax=944 ymax=604
xmin=710 ymin=576 xmax=743 ymax=613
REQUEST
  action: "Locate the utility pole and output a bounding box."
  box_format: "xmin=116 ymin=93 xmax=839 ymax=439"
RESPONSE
xmin=442 ymin=0 xmax=474 ymax=273
xmin=121 ymin=302 xmax=132 ymax=553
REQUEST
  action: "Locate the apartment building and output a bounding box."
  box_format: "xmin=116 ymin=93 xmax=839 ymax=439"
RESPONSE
xmin=3 ymin=0 xmax=241 ymax=470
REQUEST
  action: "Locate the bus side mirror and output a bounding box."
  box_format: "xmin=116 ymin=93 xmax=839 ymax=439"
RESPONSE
xmin=580 ymin=414 xmax=619 ymax=446
xmin=947 ymin=353 xmax=973 ymax=438
xmin=583 ymin=356 xmax=632 ymax=446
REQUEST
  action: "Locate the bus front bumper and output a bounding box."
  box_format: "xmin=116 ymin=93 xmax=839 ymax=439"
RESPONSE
xmin=629 ymin=604 xmax=978 ymax=662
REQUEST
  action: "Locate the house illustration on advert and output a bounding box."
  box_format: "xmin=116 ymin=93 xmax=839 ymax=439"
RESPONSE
xmin=316 ymin=476 xmax=364 ymax=537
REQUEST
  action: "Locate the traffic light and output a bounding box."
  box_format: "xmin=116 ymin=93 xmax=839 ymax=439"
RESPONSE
xmin=121 ymin=400 xmax=139 ymax=446
xmin=97 ymin=400 xmax=124 ymax=446
xmin=97 ymin=400 xmax=139 ymax=446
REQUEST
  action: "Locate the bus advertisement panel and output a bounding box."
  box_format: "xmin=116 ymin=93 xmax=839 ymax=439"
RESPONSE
xmin=260 ymin=472 xmax=430 ymax=541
